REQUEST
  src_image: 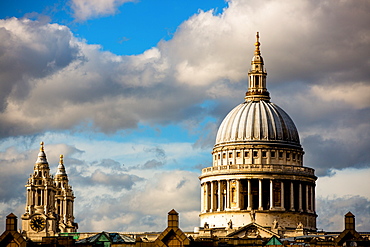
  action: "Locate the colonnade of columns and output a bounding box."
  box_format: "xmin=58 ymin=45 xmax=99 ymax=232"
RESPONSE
xmin=26 ymin=187 xmax=57 ymax=214
xmin=201 ymin=178 xmax=315 ymax=214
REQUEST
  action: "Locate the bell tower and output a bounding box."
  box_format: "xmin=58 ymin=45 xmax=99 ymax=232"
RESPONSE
xmin=21 ymin=142 xmax=58 ymax=241
xmin=54 ymin=155 xmax=78 ymax=232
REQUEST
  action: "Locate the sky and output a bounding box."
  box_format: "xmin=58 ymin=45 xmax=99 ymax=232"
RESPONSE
xmin=0 ymin=0 xmax=370 ymax=233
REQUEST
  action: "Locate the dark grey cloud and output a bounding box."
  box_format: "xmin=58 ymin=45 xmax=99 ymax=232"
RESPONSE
xmin=125 ymin=147 xmax=167 ymax=170
xmin=144 ymin=147 xmax=166 ymax=160
xmin=0 ymin=17 xmax=79 ymax=112
xmin=88 ymin=169 xmax=143 ymax=190
xmin=92 ymin=158 xmax=124 ymax=170
xmin=303 ymin=133 xmax=370 ymax=176
xmin=192 ymin=121 xmax=218 ymax=150
xmin=66 ymin=159 xmax=144 ymax=191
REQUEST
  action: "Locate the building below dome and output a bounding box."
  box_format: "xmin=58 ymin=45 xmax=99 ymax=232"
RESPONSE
xmin=199 ymin=33 xmax=317 ymax=236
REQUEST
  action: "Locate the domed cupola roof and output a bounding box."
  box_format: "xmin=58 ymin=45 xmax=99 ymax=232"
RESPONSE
xmin=215 ymin=101 xmax=300 ymax=147
xmin=215 ymin=33 xmax=301 ymax=148
xmin=35 ymin=141 xmax=48 ymax=164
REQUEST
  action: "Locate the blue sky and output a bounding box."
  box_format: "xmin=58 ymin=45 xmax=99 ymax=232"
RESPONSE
xmin=1 ymin=0 xmax=227 ymax=55
xmin=1 ymin=0 xmax=370 ymax=233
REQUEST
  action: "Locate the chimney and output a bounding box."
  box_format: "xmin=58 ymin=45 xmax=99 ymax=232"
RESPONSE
xmin=168 ymin=209 xmax=179 ymax=228
xmin=6 ymin=213 xmax=17 ymax=232
xmin=345 ymin=212 xmax=355 ymax=231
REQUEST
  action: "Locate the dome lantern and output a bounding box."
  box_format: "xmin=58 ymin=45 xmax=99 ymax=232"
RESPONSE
xmin=245 ymin=32 xmax=270 ymax=102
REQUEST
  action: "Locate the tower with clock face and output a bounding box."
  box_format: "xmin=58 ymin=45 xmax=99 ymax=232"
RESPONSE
xmin=21 ymin=142 xmax=74 ymax=242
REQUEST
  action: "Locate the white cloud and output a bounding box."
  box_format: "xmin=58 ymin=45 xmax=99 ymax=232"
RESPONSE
xmin=74 ymin=170 xmax=200 ymax=232
xmin=317 ymin=168 xmax=370 ymax=200
xmin=315 ymin=169 xmax=370 ymax=231
xmin=71 ymin=0 xmax=135 ymax=21
xmin=312 ymin=83 xmax=370 ymax=110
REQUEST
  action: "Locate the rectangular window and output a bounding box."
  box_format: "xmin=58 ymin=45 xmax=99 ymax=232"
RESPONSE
xmin=279 ymin=151 xmax=283 ymax=158
xmin=253 ymin=151 xmax=258 ymax=157
xmin=223 ymin=153 xmax=226 ymax=159
xmin=218 ymin=154 xmax=221 ymax=159
xmin=262 ymin=151 xmax=267 ymax=158
xmin=287 ymin=153 xmax=290 ymax=159
xmin=245 ymin=151 xmax=249 ymax=157
xmin=293 ymin=153 xmax=296 ymax=160
xmin=271 ymin=151 xmax=276 ymax=158
xmin=229 ymin=153 xmax=232 ymax=158
xmin=236 ymin=152 xmax=241 ymax=158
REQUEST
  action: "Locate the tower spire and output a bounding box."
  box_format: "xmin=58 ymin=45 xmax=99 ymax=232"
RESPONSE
xmin=254 ymin=32 xmax=261 ymax=56
xmin=36 ymin=141 xmax=48 ymax=165
xmin=245 ymin=32 xmax=270 ymax=102
xmin=56 ymin=154 xmax=67 ymax=176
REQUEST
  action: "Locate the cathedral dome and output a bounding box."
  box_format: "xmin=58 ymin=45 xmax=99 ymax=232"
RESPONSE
xmin=215 ymin=100 xmax=300 ymax=147
xmin=215 ymin=32 xmax=300 ymax=149
xmin=200 ymin=33 xmax=316 ymax=233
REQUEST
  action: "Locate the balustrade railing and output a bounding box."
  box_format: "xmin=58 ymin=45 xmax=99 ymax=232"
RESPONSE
xmin=201 ymin=164 xmax=315 ymax=176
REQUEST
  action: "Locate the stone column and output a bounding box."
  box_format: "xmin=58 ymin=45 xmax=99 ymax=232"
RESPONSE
xmin=205 ymin=182 xmax=209 ymax=212
xmin=247 ymin=179 xmax=252 ymax=210
xmin=258 ymin=179 xmax=263 ymax=210
xmin=226 ymin=180 xmax=230 ymax=209
xmin=26 ymin=189 xmax=30 ymax=207
xmin=210 ymin=182 xmax=214 ymax=212
xmin=270 ymin=179 xmax=273 ymax=209
xmin=290 ymin=182 xmax=295 ymax=211
xmin=200 ymin=183 xmax=204 ymax=212
xmin=26 ymin=189 xmax=30 ymax=213
xmin=306 ymin=184 xmax=309 ymax=212
xmin=299 ymin=183 xmax=303 ymax=212
xmin=218 ymin=180 xmax=222 ymax=211
xmin=39 ymin=190 xmax=44 ymax=206
xmin=281 ymin=181 xmax=285 ymax=209
xmin=64 ymin=197 xmax=67 ymax=222
xmin=236 ymin=179 xmax=241 ymax=209
xmin=313 ymin=184 xmax=316 ymax=212
xmin=31 ymin=189 xmax=34 ymax=206
xmin=44 ymin=188 xmax=48 ymax=213
xmin=310 ymin=184 xmax=314 ymax=212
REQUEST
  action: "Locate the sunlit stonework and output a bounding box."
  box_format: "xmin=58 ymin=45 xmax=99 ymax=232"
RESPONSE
xmin=21 ymin=142 xmax=78 ymax=242
xmin=199 ymin=33 xmax=317 ymax=237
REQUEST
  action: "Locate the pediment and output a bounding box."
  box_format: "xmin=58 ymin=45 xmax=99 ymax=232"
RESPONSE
xmin=227 ymin=223 xmax=279 ymax=239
